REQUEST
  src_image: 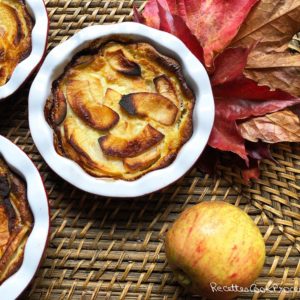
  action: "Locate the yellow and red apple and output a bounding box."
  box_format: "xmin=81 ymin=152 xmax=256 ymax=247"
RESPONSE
xmin=165 ymin=201 xmax=265 ymax=300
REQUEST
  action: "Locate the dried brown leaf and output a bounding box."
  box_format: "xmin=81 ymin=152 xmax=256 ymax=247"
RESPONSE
xmin=239 ymin=109 xmax=300 ymax=143
xmin=246 ymin=52 xmax=300 ymax=68
xmin=233 ymin=0 xmax=300 ymax=97
xmin=233 ymin=0 xmax=300 ymax=52
xmin=244 ymin=51 xmax=300 ymax=97
xmin=244 ymin=63 xmax=300 ymax=98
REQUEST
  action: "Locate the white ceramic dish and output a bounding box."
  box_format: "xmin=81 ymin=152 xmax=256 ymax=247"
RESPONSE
xmin=0 ymin=135 xmax=49 ymax=299
xmin=0 ymin=0 xmax=48 ymax=100
xmin=29 ymin=22 xmax=214 ymax=198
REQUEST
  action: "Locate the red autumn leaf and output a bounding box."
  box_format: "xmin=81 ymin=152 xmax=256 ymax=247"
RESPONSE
xmin=208 ymin=45 xmax=300 ymax=161
xmin=210 ymin=47 xmax=250 ymax=85
xmin=245 ymin=141 xmax=275 ymax=162
xmin=209 ymin=112 xmax=248 ymax=162
xmin=157 ymin=2 xmax=204 ymax=62
xmin=210 ymin=46 xmax=296 ymax=100
xmin=135 ymin=0 xmax=204 ymax=63
xmin=140 ymin=0 xmax=161 ymax=29
xmin=133 ymin=6 xmax=144 ymax=24
xmin=208 ymin=96 xmax=300 ymax=160
xmin=163 ymin=0 xmax=259 ymax=67
xmin=241 ymin=159 xmax=260 ymax=182
xmin=214 ymin=98 xmax=300 ymax=121
xmin=136 ymin=1 xmax=300 ymax=179
xmin=213 ymin=76 xmax=295 ymax=100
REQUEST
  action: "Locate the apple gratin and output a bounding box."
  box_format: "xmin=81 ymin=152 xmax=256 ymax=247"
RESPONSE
xmin=0 ymin=157 xmax=33 ymax=284
xmin=0 ymin=0 xmax=33 ymax=86
xmin=45 ymin=38 xmax=195 ymax=180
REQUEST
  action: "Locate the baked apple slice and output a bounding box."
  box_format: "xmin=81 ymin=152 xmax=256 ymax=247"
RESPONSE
xmin=154 ymin=75 xmax=179 ymax=107
xmin=120 ymin=93 xmax=178 ymax=125
xmin=99 ymin=124 xmax=164 ymax=158
xmin=49 ymin=86 xmax=67 ymax=126
xmin=105 ymin=49 xmax=141 ymax=76
xmin=66 ymin=77 xmax=119 ymax=131
xmin=124 ymin=148 xmax=161 ymax=171
xmin=63 ymin=118 xmax=124 ymax=177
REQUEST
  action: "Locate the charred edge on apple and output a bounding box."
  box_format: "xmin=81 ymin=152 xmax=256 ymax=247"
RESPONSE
xmin=44 ymin=84 xmax=67 ymax=127
xmin=44 ymin=97 xmax=54 ymax=126
xmin=118 ymin=58 xmax=141 ymax=76
xmin=119 ymin=94 xmax=137 ymax=115
xmin=51 ymin=88 xmax=67 ymax=126
xmin=119 ymin=92 xmax=179 ymax=126
xmin=107 ymin=49 xmax=141 ymax=76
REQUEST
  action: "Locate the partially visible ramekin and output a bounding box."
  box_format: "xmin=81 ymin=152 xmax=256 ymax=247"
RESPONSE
xmin=29 ymin=22 xmax=215 ymax=198
xmin=0 ymin=0 xmax=48 ymax=100
xmin=0 ymin=135 xmax=49 ymax=299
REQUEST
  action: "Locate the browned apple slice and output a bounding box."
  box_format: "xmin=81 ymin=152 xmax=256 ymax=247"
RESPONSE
xmin=66 ymin=78 xmax=119 ymax=131
xmin=99 ymin=124 xmax=164 ymax=158
xmin=62 ymin=119 xmax=123 ymax=177
xmin=124 ymin=148 xmax=161 ymax=171
xmin=106 ymin=49 xmax=141 ymax=76
xmin=154 ymin=75 xmax=179 ymax=107
xmin=119 ymin=93 xmax=178 ymax=125
xmin=49 ymin=86 xmax=67 ymax=126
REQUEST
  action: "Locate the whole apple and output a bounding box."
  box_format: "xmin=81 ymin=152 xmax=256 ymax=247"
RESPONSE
xmin=165 ymin=201 xmax=265 ymax=300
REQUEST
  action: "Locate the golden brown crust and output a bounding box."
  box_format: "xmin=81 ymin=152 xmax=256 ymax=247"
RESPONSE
xmin=0 ymin=0 xmax=33 ymax=86
xmin=0 ymin=157 xmax=33 ymax=284
xmin=45 ymin=37 xmax=195 ymax=180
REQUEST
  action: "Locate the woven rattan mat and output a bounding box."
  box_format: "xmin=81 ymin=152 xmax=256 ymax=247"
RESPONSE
xmin=0 ymin=1 xmax=300 ymax=299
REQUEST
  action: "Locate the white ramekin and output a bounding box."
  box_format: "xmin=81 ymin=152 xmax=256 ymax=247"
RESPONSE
xmin=29 ymin=22 xmax=215 ymax=198
xmin=0 ymin=135 xmax=49 ymax=299
xmin=0 ymin=0 xmax=48 ymax=100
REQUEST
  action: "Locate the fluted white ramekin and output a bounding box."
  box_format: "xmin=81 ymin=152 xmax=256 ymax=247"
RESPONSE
xmin=29 ymin=22 xmax=214 ymax=198
xmin=0 ymin=135 xmax=49 ymax=299
xmin=0 ymin=0 xmax=48 ymax=100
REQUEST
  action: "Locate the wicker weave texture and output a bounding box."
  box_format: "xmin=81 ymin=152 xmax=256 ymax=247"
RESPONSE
xmin=0 ymin=1 xmax=299 ymax=299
